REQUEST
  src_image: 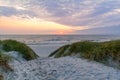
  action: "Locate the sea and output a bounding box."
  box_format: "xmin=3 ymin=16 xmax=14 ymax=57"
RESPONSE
xmin=0 ymin=35 xmax=120 ymax=57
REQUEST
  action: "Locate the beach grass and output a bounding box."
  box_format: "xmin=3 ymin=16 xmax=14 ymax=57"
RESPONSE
xmin=0 ymin=51 xmax=13 ymax=71
xmin=49 ymin=40 xmax=120 ymax=68
xmin=0 ymin=39 xmax=39 ymax=79
xmin=1 ymin=40 xmax=39 ymax=60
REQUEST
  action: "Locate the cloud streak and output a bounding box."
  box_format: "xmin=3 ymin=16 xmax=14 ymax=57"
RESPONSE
xmin=0 ymin=0 xmax=120 ymax=31
xmin=0 ymin=6 xmax=37 ymax=18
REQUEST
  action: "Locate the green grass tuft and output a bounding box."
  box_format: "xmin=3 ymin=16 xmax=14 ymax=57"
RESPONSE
xmin=1 ymin=40 xmax=39 ymax=60
xmin=0 ymin=39 xmax=39 ymax=78
xmin=49 ymin=45 xmax=70 ymax=58
xmin=49 ymin=40 xmax=120 ymax=68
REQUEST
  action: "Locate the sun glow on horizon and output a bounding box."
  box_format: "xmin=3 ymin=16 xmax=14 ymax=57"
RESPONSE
xmin=57 ymin=31 xmax=66 ymax=35
xmin=59 ymin=31 xmax=64 ymax=35
xmin=0 ymin=16 xmax=87 ymax=34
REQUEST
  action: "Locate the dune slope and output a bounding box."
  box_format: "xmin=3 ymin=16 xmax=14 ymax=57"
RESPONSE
xmin=6 ymin=57 xmax=120 ymax=80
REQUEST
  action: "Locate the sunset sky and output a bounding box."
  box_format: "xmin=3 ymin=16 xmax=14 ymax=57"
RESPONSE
xmin=0 ymin=0 xmax=120 ymax=34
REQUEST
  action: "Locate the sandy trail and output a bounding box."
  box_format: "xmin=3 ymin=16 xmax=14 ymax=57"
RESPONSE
xmin=5 ymin=57 xmax=120 ymax=80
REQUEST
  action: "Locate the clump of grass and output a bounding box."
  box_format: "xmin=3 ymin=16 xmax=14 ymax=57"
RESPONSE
xmin=1 ymin=40 xmax=38 ymax=60
xmin=50 ymin=41 xmax=99 ymax=58
xmin=54 ymin=45 xmax=70 ymax=58
xmin=49 ymin=45 xmax=70 ymax=58
xmin=0 ymin=51 xmax=13 ymax=71
xmin=49 ymin=40 xmax=120 ymax=68
xmin=70 ymin=41 xmax=98 ymax=53
xmin=0 ymin=39 xmax=39 ymax=79
xmin=0 ymin=75 xmax=4 ymax=80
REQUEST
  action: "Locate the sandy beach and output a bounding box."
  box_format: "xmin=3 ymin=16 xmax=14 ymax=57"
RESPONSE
xmin=29 ymin=44 xmax=63 ymax=57
xmin=5 ymin=57 xmax=120 ymax=80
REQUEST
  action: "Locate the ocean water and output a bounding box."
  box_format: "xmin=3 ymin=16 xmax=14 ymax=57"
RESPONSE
xmin=0 ymin=35 xmax=120 ymax=57
xmin=0 ymin=35 xmax=120 ymax=44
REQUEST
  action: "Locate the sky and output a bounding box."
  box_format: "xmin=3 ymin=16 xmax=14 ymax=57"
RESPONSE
xmin=0 ymin=0 xmax=120 ymax=34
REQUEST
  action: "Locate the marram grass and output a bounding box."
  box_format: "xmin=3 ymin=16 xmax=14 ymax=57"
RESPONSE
xmin=1 ymin=40 xmax=38 ymax=60
xmin=49 ymin=40 xmax=120 ymax=68
xmin=0 ymin=40 xmax=39 ymax=78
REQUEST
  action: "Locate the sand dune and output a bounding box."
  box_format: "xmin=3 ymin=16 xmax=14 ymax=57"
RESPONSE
xmin=5 ymin=57 xmax=120 ymax=80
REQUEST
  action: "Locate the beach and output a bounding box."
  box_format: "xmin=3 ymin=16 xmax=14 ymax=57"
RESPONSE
xmin=5 ymin=57 xmax=120 ymax=80
xmin=1 ymin=0 xmax=120 ymax=79
xmin=1 ymin=35 xmax=120 ymax=80
xmin=29 ymin=44 xmax=63 ymax=57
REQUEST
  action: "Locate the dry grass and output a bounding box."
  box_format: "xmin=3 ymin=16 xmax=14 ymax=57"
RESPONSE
xmin=0 ymin=75 xmax=4 ymax=80
xmin=0 ymin=52 xmax=13 ymax=71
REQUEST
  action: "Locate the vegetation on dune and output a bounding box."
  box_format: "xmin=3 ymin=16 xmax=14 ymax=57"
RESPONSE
xmin=49 ymin=41 xmax=100 ymax=58
xmin=0 ymin=51 xmax=13 ymax=71
xmin=1 ymin=40 xmax=39 ymax=60
xmin=0 ymin=75 xmax=4 ymax=80
xmin=0 ymin=40 xmax=39 ymax=79
xmin=49 ymin=40 xmax=120 ymax=68
xmin=52 ymin=45 xmax=70 ymax=58
xmin=49 ymin=45 xmax=69 ymax=58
